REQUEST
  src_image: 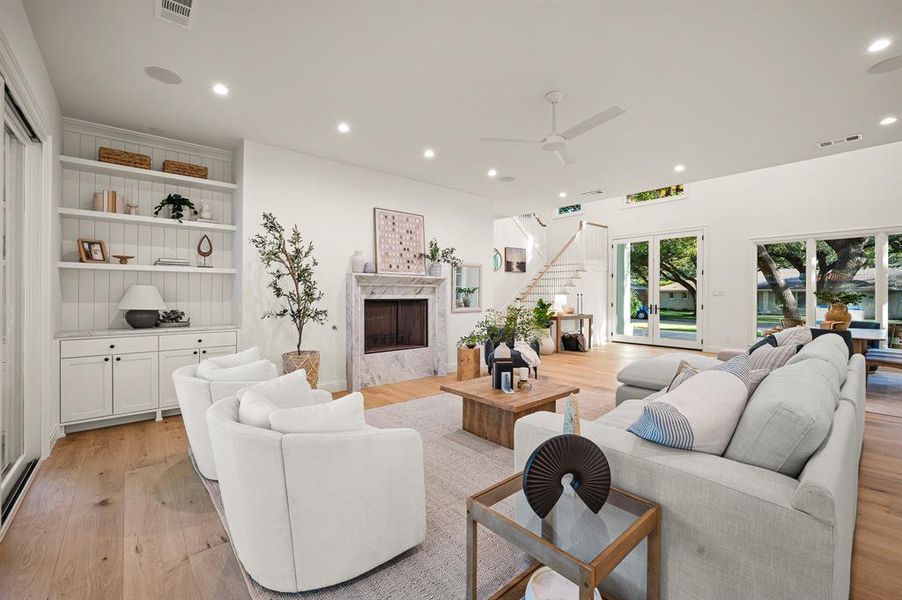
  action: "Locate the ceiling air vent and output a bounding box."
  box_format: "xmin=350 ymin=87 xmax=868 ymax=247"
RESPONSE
xmin=818 ymin=133 xmax=862 ymax=149
xmin=580 ymin=189 xmax=605 ymax=196
xmin=155 ymin=0 xmax=195 ymax=28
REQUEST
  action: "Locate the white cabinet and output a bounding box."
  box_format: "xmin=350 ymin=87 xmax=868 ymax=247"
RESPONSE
xmin=60 ymin=355 xmax=113 ymax=422
xmin=159 ymin=348 xmax=201 ymax=409
xmin=113 ymin=352 xmax=159 ymax=414
xmin=59 ymin=328 xmax=238 ymax=427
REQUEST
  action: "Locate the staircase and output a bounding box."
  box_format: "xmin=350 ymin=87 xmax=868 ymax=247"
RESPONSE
xmin=514 ymin=220 xmax=607 ymax=310
xmin=512 ymin=212 xmax=548 ymax=263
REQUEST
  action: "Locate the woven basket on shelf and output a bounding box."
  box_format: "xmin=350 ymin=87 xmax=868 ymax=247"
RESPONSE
xmin=162 ymin=160 xmax=208 ymax=179
xmin=98 ymin=147 xmax=151 ymax=169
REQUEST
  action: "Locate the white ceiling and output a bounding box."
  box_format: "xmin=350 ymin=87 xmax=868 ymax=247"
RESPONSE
xmin=24 ymin=1 xmax=902 ymax=216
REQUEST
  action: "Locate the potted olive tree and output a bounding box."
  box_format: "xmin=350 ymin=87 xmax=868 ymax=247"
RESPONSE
xmin=250 ymin=212 xmax=328 ymax=386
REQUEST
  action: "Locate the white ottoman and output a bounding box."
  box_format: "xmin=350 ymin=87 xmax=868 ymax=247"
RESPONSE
xmin=525 ymin=566 xmax=602 ymax=600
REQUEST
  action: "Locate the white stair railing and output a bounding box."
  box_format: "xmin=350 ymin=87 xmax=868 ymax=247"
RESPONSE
xmin=514 ymin=221 xmax=607 ymax=309
xmin=512 ymin=213 xmax=548 ymax=263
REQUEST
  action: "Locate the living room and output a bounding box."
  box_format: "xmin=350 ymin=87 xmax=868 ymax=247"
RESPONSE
xmin=1 ymin=2 xmax=900 ymax=599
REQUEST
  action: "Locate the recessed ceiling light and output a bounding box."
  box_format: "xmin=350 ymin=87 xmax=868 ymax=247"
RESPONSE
xmin=487 ymin=168 xmax=497 ymax=178
xmin=212 ymin=83 xmax=229 ymax=96
xmin=144 ymin=66 xmax=182 ymax=85
xmin=423 ymin=148 xmax=435 ymax=159
xmin=868 ymin=38 xmax=892 ymax=53
xmin=880 ymin=116 xmax=898 ymax=126
xmin=558 ymin=191 xmax=567 ymax=198
xmin=674 ymin=164 xmax=686 ymax=172
xmin=337 ymin=122 xmax=351 ymax=133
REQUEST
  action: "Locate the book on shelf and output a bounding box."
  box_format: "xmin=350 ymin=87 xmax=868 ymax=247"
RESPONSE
xmin=154 ymin=258 xmax=190 ymax=266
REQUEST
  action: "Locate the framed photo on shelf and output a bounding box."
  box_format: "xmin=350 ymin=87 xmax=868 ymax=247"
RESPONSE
xmin=373 ymin=207 xmax=426 ymax=274
xmin=77 ymin=238 xmax=109 ymax=263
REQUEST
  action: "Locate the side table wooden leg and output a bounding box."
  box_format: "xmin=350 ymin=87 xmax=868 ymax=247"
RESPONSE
xmin=588 ymin=317 xmax=593 ymax=349
xmin=555 ymin=318 xmax=562 ymax=353
xmin=647 ymin=522 xmax=660 ymax=600
xmin=467 ymin=510 xmax=478 ymax=600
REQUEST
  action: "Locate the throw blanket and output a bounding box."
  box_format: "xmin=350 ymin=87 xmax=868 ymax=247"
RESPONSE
xmin=514 ymin=341 xmax=541 ymax=368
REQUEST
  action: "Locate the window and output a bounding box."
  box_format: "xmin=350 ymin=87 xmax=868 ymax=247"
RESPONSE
xmin=815 ymin=236 xmax=875 ymax=320
xmin=755 ymin=241 xmax=806 ymax=336
xmin=555 ymin=203 xmax=583 ymax=218
xmin=889 ymin=233 xmax=901 ymax=345
xmin=626 ymin=184 xmax=685 ymax=205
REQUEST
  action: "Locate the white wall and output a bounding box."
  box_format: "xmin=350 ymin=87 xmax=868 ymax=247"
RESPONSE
xmin=239 ymin=139 xmax=494 ymax=391
xmin=1 ymin=0 xmax=63 ymax=455
xmin=491 ymin=217 xmax=542 ymax=307
xmin=532 ymin=140 xmax=902 ymax=350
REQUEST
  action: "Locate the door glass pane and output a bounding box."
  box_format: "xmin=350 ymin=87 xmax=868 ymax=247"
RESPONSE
xmin=756 ymin=241 xmax=807 ymax=337
xmin=658 ymin=236 xmax=698 ymax=341
xmin=888 ymin=234 xmax=901 ymax=348
xmin=815 ymin=237 xmax=875 ymax=321
xmin=613 ymin=241 xmax=649 ymax=337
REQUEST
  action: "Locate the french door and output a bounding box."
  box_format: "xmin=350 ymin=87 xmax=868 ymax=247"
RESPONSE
xmin=611 ymin=231 xmax=704 ymax=349
xmin=1 ymin=75 xmax=31 ymax=522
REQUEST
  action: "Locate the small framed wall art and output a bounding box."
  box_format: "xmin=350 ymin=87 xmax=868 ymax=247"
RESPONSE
xmin=374 ymin=208 xmax=426 ymax=274
xmin=504 ymin=247 xmax=527 ymax=272
xmin=77 ymin=238 xmax=109 ymax=263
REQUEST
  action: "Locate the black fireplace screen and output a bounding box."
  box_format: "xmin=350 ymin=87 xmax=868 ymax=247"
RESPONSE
xmin=364 ymin=299 xmax=428 ymax=354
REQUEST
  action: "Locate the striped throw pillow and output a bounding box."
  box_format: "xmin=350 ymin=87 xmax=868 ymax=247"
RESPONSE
xmin=749 ymin=343 xmax=797 ymax=371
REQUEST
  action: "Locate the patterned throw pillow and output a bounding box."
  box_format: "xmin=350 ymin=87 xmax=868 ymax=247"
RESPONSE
xmin=667 ymin=360 xmax=700 ymax=392
xmin=749 ymin=343 xmax=797 ymax=371
xmin=773 ymin=326 xmax=813 ymax=348
xmin=628 ymin=354 xmax=751 ymax=455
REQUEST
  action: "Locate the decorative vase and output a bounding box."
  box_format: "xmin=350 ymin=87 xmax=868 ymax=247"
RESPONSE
xmin=536 ymin=328 xmax=555 ymax=355
xmin=428 ymin=261 xmax=442 ymax=277
xmin=282 ymin=350 xmax=320 ymax=388
xmin=825 ymin=304 xmax=852 ymax=330
xmin=363 ymin=261 xmax=376 ymax=273
xmin=461 ymin=293 xmax=472 ymax=307
xmin=351 ymin=250 xmax=365 ymax=273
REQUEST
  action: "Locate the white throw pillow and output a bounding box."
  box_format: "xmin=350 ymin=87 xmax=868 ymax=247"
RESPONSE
xmin=269 ymin=392 xmax=366 ymax=434
xmin=206 ymin=346 xmax=261 ymax=368
xmin=196 ymin=359 xmax=278 ymax=382
xmin=236 ymin=368 xmax=316 ymax=407
xmin=628 ymin=354 xmax=751 ymax=455
xmin=237 ymin=389 xmax=281 ymax=429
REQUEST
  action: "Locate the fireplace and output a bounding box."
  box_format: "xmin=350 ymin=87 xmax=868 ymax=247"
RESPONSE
xmin=364 ymin=299 xmax=428 ymax=354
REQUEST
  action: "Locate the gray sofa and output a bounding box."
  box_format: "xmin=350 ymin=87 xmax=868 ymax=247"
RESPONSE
xmin=515 ymin=336 xmax=865 ymax=599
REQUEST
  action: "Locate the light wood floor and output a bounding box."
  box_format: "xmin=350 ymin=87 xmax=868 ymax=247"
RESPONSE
xmin=0 ymin=343 xmax=899 ymax=599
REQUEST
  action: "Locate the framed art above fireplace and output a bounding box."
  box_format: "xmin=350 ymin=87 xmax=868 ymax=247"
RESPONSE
xmin=374 ymin=208 xmax=426 ymax=275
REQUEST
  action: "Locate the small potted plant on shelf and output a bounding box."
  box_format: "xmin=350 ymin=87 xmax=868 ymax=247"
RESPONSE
xmin=153 ymin=193 xmax=198 ymax=223
xmin=815 ymin=290 xmax=864 ymax=331
xmin=456 ymin=286 xmax=478 ymax=308
xmin=420 ymin=238 xmax=461 ymax=276
xmin=532 ymin=298 xmax=556 ymax=355
xmin=250 ymin=212 xmax=328 ymax=387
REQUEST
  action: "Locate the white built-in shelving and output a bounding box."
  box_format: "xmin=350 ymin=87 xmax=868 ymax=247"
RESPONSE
xmin=58 ymin=262 xmax=237 ymax=274
xmin=58 ymin=207 xmax=238 ymax=232
xmin=59 ymin=155 xmax=238 ymax=192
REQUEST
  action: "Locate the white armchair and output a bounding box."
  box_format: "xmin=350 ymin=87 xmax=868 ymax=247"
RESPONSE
xmin=206 ymin=396 xmax=427 ymax=593
xmin=172 ymin=350 xmax=283 ymax=479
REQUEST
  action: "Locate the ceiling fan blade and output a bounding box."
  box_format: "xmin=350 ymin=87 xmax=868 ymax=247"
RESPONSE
xmin=554 ymin=147 xmax=575 ymax=166
xmin=560 ymin=106 xmax=626 ymax=140
xmin=478 ymin=136 xmax=537 ymax=144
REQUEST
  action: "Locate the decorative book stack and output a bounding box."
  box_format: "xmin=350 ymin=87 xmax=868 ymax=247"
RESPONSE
xmin=154 ymin=257 xmax=190 ymax=267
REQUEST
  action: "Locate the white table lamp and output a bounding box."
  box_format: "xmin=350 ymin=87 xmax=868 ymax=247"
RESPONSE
xmin=118 ymin=284 xmax=167 ymax=328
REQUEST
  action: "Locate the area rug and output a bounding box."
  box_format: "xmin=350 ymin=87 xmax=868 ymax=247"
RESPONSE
xmin=197 ymin=390 xmax=615 ymax=599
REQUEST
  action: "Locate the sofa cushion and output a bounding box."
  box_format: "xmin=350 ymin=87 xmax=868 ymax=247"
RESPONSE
xmin=203 ymin=346 xmax=261 ymax=369
xmin=773 ymin=326 xmax=813 ymax=347
xmin=616 ymin=352 xmax=722 ymax=390
xmin=269 ymin=393 xmax=366 ymax=433
xmin=237 ymin=369 xmax=322 ymax=428
xmin=725 ymin=359 xmax=839 ymax=477
xmin=749 ymin=343 xmax=797 ymax=371
xmin=595 ymin=398 xmax=647 ymax=429
xmin=786 ymin=332 xmax=849 ymax=387
xmin=197 ymin=359 xmax=278 ymax=382
xmin=627 ymin=354 xmax=752 ymax=455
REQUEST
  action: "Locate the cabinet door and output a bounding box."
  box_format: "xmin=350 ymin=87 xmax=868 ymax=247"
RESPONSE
xmin=60 ymin=355 xmax=113 ymax=423
xmin=199 ymin=345 xmax=237 ymax=360
xmin=112 ymin=351 xmax=159 ymax=415
xmin=159 ymin=348 xmax=200 ymax=409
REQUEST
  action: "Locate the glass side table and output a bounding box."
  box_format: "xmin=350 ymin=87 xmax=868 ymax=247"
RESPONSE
xmin=467 ymin=472 xmax=660 ymax=600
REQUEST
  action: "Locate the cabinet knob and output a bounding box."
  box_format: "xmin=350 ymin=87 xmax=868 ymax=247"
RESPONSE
xmin=193 ymin=351 xmax=198 ymax=355
xmin=202 ymin=350 xmax=207 ymax=354
xmin=197 ymin=339 xmax=203 ymax=343
xmin=104 ymin=357 xmax=110 ymax=362
xmin=115 ymin=357 xmax=121 ymax=362
xmin=109 ymin=344 xmax=115 ymax=349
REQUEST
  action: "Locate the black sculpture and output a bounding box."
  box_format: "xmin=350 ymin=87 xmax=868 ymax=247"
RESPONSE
xmin=522 ymin=434 xmax=611 ymax=519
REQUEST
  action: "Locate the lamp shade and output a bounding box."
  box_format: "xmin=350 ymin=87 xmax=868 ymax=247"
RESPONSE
xmin=118 ymin=285 xmax=167 ymax=310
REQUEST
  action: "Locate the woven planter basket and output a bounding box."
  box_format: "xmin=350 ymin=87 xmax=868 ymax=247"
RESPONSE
xmin=162 ymin=160 xmax=208 ymax=179
xmin=282 ymin=350 xmax=320 ymax=388
xmin=98 ymin=147 xmax=151 ymax=169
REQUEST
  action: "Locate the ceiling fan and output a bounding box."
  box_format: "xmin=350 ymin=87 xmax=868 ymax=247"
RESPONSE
xmin=479 ymin=90 xmax=625 ymax=166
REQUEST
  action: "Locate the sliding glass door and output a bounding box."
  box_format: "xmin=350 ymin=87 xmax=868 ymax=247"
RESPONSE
xmin=612 ymin=231 xmax=703 ymax=349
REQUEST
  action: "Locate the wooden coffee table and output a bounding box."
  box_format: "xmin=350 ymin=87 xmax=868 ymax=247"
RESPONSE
xmin=441 ymin=376 xmax=579 ymax=448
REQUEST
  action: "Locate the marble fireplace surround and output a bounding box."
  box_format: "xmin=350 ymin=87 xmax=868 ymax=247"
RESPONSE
xmin=346 ymin=273 xmax=448 ymax=391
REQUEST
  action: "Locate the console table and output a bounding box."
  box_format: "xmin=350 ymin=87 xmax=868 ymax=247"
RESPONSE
xmin=553 ymin=313 xmax=593 ymax=353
